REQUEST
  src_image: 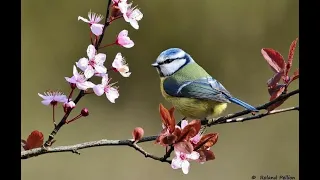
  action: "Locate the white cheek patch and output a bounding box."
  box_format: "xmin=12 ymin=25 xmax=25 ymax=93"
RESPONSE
xmin=160 ymin=58 xmax=186 ymax=76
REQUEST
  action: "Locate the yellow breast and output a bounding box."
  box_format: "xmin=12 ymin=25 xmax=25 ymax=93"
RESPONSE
xmin=160 ymin=77 xmax=228 ymax=119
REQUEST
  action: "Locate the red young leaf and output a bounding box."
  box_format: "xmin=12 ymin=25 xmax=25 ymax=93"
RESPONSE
xmin=261 ymin=48 xmax=286 ymax=73
xmin=161 ymin=134 xmax=178 ymax=146
xmin=287 ymin=68 xmax=299 ymax=86
xmin=132 ymin=127 xmax=144 ymax=142
xmin=195 ymin=133 xmax=219 ymax=150
xmin=267 ymin=70 xmax=284 ymax=89
xmin=159 ymin=104 xmax=175 ymax=133
xmin=268 ymin=84 xmax=285 ymax=96
xmin=197 ymin=149 xmax=215 ymax=163
xmin=178 ymin=127 xmax=197 ymax=142
xmin=267 ymin=87 xmax=287 ymax=111
xmin=26 ymin=130 xmax=44 ymax=150
xmin=285 ymin=38 xmax=298 ymax=76
xmin=174 ymin=141 xmax=194 ymax=154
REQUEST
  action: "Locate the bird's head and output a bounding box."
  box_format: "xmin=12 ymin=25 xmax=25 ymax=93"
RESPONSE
xmin=152 ymin=48 xmax=194 ymax=77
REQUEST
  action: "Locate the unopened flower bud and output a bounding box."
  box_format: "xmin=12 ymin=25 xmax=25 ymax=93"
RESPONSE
xmin=81 ymin=108 xmax=89 ymax=117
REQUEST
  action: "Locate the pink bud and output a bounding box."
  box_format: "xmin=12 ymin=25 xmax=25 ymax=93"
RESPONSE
xmin=132 ymin=127 xmax=144 ymax=142
xmin=81 ymin=108 xmax=89 ymax=117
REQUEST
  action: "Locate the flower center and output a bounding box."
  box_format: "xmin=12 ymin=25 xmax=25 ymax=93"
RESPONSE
xmin=89 ymin=59 xmax=96 ymax=67
xmin=179 ymin=153 xmax=187 ymax=160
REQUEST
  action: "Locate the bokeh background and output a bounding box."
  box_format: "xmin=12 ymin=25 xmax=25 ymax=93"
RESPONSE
xmin=21 ymin=0 xmax=299 ymax=180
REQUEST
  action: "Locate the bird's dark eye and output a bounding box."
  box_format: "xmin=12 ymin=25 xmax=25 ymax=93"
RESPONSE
xmin=163 ymin=59 xmax=174 ymax=64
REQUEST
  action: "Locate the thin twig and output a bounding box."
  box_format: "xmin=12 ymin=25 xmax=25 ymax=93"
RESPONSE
xmin=95 ymin=0 xmax=112 ymax=49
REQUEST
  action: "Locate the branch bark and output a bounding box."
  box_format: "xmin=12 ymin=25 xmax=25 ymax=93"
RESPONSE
xmin=21 ymin=88 xmax=299 ymax=160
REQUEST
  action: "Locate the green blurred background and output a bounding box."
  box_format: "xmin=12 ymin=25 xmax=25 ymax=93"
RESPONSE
xmin=22 ymin=0 xmax=299 ymax=179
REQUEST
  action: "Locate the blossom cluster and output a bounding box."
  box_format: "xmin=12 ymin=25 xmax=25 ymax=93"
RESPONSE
xmin=36 ymin=0 xmax=143 ymax=126
xmin=155 ymin=104 xmax=219 ymax=174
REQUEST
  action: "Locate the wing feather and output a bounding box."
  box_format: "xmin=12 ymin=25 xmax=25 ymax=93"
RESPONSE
xmin=163 ymin=77 xmax=232 ymax=103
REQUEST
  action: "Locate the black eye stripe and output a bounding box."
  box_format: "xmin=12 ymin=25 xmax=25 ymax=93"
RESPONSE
xmin=158 ymin=57 xmax=182 ymax=65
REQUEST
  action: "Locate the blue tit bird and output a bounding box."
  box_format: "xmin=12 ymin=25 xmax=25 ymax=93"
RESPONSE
xmin=151 ymin=48 xmax=258 ymax=120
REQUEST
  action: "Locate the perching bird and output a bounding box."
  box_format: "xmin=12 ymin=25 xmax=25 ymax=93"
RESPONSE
xmin=151 ymin=48 xmax=258 ymax=120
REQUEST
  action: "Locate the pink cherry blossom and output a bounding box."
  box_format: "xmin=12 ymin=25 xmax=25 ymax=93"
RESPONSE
xmin=112 ymin=0 xmax=128 ymax=14
xmin=116 ymin=30 xmax=134 ymax=48
xmin=171 ymin=149 xmax=200 ymax=174
xmin=123 ymin=3 xmax=143 ymax=29
xmin=38 ymin=91 xmax=68 ymax=106
xmin=93 ymin=74 xmax=119 ymax=103
xmin=78 ymin=11 xmax=104 ymax=36
xmin=112 ymin=53 xmax=131 ymax=77
xmin=65 ymin=65 xmax=95 ymax=90
xmin=76 ymin=45 xmax=107 ymax=78
xmin=180 ymin=120 xmax=202 ymax=144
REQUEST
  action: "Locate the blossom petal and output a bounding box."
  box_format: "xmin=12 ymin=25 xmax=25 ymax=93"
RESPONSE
xmin=94 ymin=64 xmax=107 ymax=74
xmin=112 ymin=53 xmax=123 ymax=68
xmin=120 ymin=71 xmax=131 ymax=77
xmin=132 ymin=9 xmax=143 ymax=21
xmin=84 ymin=66 xmax=95 ymax=79
xmin=187 ymin=151 xmax=200 ymax=160
xmin=73 ymin=65 xmax=80 ymax=77
xmin=77 ymin=81 xmax=95 ymax=90
xmin=41 ymin=99 xmax=52 ymax=106
xmin=181 ymin=120 xmax=188 ymax=129
xmin=90 ymin=23 xmax=104 ymax=36
xmin=38 ymin=93 xmax=48 ymax=100
xmin=118 ymin=30 xmax=128 ymax=38
xmin=93 ymin=84 xmax=105 ymax=96
xmin=101 ymin=74 xmax=109 ymax=86
xmin=171 ymin=157 xmax=182 ymax=169
xmin=87 ymin=45 xmax=96 ymax=60
xmin=122 ymin=41 xmax=134 ymax=48
xmin=65 ymin=77 xmax=77 ymax=84
xmin=118 ymin=1 xmax=129 ymax=14
xmin=181 ymin=160 xmax=190 ymax=174
xmin=95 ymin=53 xmax=106 ymax=65
xmin=78 ymin=16 xmax=90 ymax=23
xmin=53 ymin=95 xmax=68 ymax=103
xmin=106 ymin=87 xmax=119 ymax=103
xmin=76 ymin=58 xmax=89 ymax=71
xmin=130 ymin=20 xmax=139 ymax=30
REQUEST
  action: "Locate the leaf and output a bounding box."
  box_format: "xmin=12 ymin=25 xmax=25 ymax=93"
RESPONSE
xmin=178 ymin=127 xmax=197 ymax=142
xmin=287 ymin=68 xmax=299 ymax=86
xmin=267 ymin=70 xmax=284 ymax=89
xmin=261 ymin=48 xmax=286 ymax=73
xmin=267 ymin=87 xmax=287 ymax=111
xmin=159 ymin=104 xmax=175 ymax=133
xmin=286 ymin=38 xmax=298 ymax=76
xmin=194 ymin=133 xmax=219 ymax=150
xmin=268 ymin=84 xmax=286 ymax=96
xmin=26 ymin=130 xmax=44 ymax=150
xmin=162 ymin=134 xmax=178 ymax=146
xmin=174 ymin=141 xmax=194 ymax=154
xmin=132 ymin=127 xmax=144 ymax=142
xmin=198 ymin=149 xmax=215 ymax=162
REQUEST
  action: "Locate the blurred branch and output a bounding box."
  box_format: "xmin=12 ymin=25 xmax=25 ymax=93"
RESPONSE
xmin=21 ymin=89 xmax=298 ymax=160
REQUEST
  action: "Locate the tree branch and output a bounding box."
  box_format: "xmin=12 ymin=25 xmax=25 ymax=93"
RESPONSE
xmin=22 ymin=89 xmax=298 ymax=160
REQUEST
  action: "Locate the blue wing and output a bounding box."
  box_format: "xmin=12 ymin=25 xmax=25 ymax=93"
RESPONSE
xmin=163 ymin=76 xmax=258 ymax=111
xmin=163 ymin=76 xmax=232 ymax=103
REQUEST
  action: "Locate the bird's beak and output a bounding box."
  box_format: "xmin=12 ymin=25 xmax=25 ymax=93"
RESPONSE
xmin=151 ymin=62 xmax=159 ymax=67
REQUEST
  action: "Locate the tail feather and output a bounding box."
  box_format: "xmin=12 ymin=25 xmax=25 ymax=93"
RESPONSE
xmin=229 ymin=97 xmax=258 ymax=112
